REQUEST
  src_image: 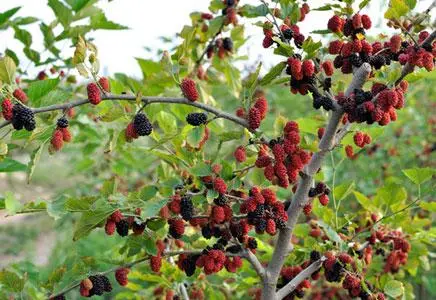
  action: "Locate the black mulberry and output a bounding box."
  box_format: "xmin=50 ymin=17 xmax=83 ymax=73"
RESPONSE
xmin=186 ymin=112 xmax=207 ymax=126
xmin=116 ymin=219 xmax=129 ymax=237
xmin=133 ymin=113 xmax=153 ymax=136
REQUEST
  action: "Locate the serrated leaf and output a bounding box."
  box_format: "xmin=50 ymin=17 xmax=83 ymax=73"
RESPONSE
xmin=316 ymin=220 xmax=343 ymax=246
xmin=73 ymin=205 xmax=115 ymax=241
xmin=143 ymin=237 xmax=158 ymax=256
xmin=353 ymin=191 xmax=376 ymax=211
xmin=156 ymin=111 xmax=177 ymax=134
xmin=384 ymin=280 xmax=404 ymax=298
xmin=27 ymin=78 xmax=60 ymax=104
xmin=65 ymin=196 xmax=98 ymax=212
xmin=90 ymin=12 xmax=128 ymax=30
xmin=402 ymin=167 xmax=434 ymax=185
xmin=48 ymin=0 xmax=73 ymax=28
xmin=13 ymin=26 xmax=32 ymax=47
xmin=142 ymin=198 xmax=167 ymax=218
xmin=0 ymin=56 xmax=17 ymax=84
xmin=359 ymin=0 xmax=372 ymax=9
xmin=260 ymin=61 xmax=286 ymax=86
xmin=140 ymin=186 xmax=158 ymax=201
xmin=27 ymin=140 xmax=47 ymax=184
xmin=190 ymin=162 xmax=212 ymax=176
xmin=384 ymin=0 xmax=409 ymax=19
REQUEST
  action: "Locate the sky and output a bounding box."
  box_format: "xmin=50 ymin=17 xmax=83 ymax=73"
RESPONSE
xmin=0 ymin=0 xmax=433 ymax=78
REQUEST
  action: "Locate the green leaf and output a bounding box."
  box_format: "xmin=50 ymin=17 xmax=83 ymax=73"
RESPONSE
xmin=142 ymin=198 xmax=167 ymax=218
xmin=191 ymin=162 xmax=212 ymax=176
xmin=0 ymin=270 xmax=25 ymax=292
xmin=27 ymin=141 xmax=47 ymax=184
xmin=316 ymin=220 xmax=343 ymax=246
xmin=244 ymin=62 xmax=262 ymax=97
xmin=136 ymin=58 xmax=162 ymax=79
xmin=65 ymin=196 xmax=98 ymax=212
xmin=240 ymin=4 xmax=269 ymax=18
xmin=156 ymin=111 xmax=177 ymax=134
xmin=143 ymin=237 xmax=158 ymax=256
xmin=353 ymin=191 xmax=376 ymax=211
xmin=140 ymin=186 xmax=158 ymax=201
xmin=384 ymin=280 xmax=404 ymax=298
xmin=23 ymin=47 xmax=40 ymax=63
xmin=359 ymin=0 xmax=372 ymax=9
xmin=0 ymin=7 xmax=21 ymax=26
xmin=27 ymin=78 xmax=60 ymax=105
xmin=260 ymin=62 xmax=286 ymax=86
xmin=384 ymin=0 xmax=410 ymax=19
xmin=218 ymin=130 xmax=244 ymax=142
xmin=4 ymin=192 xmax=23 ymax=215
xmin=420 ymin=202 xmax=436 ymax=212
xmin=302 ymin=37 xmax=322 ymax=58
xmin=13 ymin=16 xmax=39 ymax=25
xmin=13 ymin=26 xmax=32 ymax=47
xmin=187 ymin=126 xmax=204 ymax=147
xmin=90 ymin=12 xmax=128 ymax=30
xmin=402 ymin=167 xmax=434 ymax=185
xmin=73 ymin=205 xmax=115 ymax=241
xmin=0 ymin=142 xmax=7 ymax=156
xmin=0 ymin=56 xmax=17 ymax=84
xmin=69 ymin=0 xmax=93 ymax=12
xmin=48 ymin=0 xmax=73 ymax=28
xmin=311 ymin=29 xmax=332 ymax=35
xmin=5 ymin=49 xmax=19 ymax=66
xmin=0 ymin=157 xmax=26 ymax=173
xmin=334 ymin=181 xmax=355 ymax=201
xmin=404 ymin=0 xmax=417 ymax=9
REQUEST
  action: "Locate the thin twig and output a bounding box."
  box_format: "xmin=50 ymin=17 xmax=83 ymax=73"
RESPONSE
xmin=0 ymin=94 xmax=250 ymax=130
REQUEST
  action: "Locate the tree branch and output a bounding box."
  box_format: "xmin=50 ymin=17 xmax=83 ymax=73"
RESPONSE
xmin=0 ymin=94 xmax=249 ymax=130
xmin=275 ymin=257 xmax=326 ymax=300
xmin=244 ymin=249 xmax=266 ymax=279
xmin=261 ymin=63 xmax=371 ymax=300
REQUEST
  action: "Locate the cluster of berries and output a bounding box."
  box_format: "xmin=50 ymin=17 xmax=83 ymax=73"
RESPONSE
xmin=49 ymin=117 xmax=72 ymax=152
xmin=278 ymin=259 xmax=314 ymax=299
xmin=235 ymin=95 xmax=268 ymax=130
xmin=308 ymin=182 xmax=330 ymax=207
xmin=240 ymin=187 xmax=287 ymax=235
xmin=79 ymin=275 xmax=112 ymax=297
xmin=261 ymin=3 xmax=309 ymax=49
xmin=207 ymin=37 xmax=234 ymax=59
xmin=337 ymin=81 xmax=407 ymax=127
xmin=286 ymin=55 xmax=317 ymax=95
xmin=255 ymin=121 xmax=311 ymax=188
xmin=195 ymin=249 xmax=227 ymax=274
xmin=398 ymin=31 xmax=434 ymax=71
xmin=366 ymin=227 xmax=411 ymax=273
xmin=222 ymin=0 xmax=239 ymax=26
xmin=150 ymin=240 xmax=166 ymax=273
xmin=125 ymin=112 xmax=153 ymax=142
xmin=180 ymin=78 xmax=199 ymax=102
xmin=353 ymin=131 xmax=371 ymax=148
xmin=105 ymin=209 xmax=145 ymax=237
xmin=86 ymin=77 xmax=110 ymax=105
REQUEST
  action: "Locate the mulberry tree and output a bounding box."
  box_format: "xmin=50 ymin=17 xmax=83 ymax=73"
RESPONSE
xmin=0 ymin=0 xmax=435 ymax=299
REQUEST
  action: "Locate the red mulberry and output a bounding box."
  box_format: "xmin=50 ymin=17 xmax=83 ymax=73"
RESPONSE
xmin=50 ymin=129 xmax=64 ymax=151
xmin=115 ymin=268 xmax=130 ymax=286
xmin=1 ymin=98 xmax=13 ymax=120
xmin=105 ymin=220 xmax=116 ymax=235
xmin=180 ymin=78 xmax=199 ymax=101
xmin=87 ymin=83 xmax=101 ymax=105
xmin=322 ymin=61 xmax=334 ymax=76
xmin=353 ymin=132 xmax=365 ymax=148
xmin=254 ymin=97 xmax=268 ymax=119
xmin=234 ymin=146 xmax=246 ymax=162
xmin=319 ymin=194 xmax=329 ymax=206
xmin=390 ymin=35 xmax=402 ymax=53
xmin=168 ymin=219 xmax=185 ymax=238
xmin=213 ymin=177 xmax=227 ymax=194
xmin=328 ymin=40 xmax=343 ymax=55
xmin=327 ymin=15 xmax=344 ymax=33
xmin=317 ymin=127 xmax=325 ymax=139
xmin=150 ymin=255 xmax=162 ymax=272
xmin=211 ymin=206 xmax=225 ymax=223
xmin=303 ymin=203 xmax=312 ymax=216
xmin=302 ymin=60 xmax=315 ymax=77
xmin=287 ymin=58 xmax=302 ymax=78
xmin=236 ymin=107 xmax=245 ymax=118
xmin=98 ymin=77 xmax=110 ymax=92
xmin=248 ymin=107 xmax=261 ymax=130
xmin=345 ymin=145 xmax=354 ymax=158
xmin=13 ymin=89 xmax=28 ymax=104
xmin=361 ymin=15 xmax=372 ymax=29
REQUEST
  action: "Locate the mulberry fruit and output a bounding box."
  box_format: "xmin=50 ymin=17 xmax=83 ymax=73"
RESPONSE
xmin=133 ymin=113 xmax=153 ymax=136
xmin=234 ymin=146 xmax=246 ymax=162
xmin=169 ymin=219 xmax=185 ymax=238
xmin=213 ymin=177 xmax=227 ymax=194
xmin=115 ymin=268 xmax=130 ymax=286
xmin=361 ymin=15 xmax=372 ymax=29
xmin=116 ymin=219 xmax=129 ymax=237
xmin=125 ymin=122 xmax=139 ymax=141
xmin=1 ymin=98 xmax=13 ymax=120
xmin=345 ymin=145 xmax=354 ymax=158
xmin=390 ymin=35 xmax=402 ymax=53
xmin=105 ymin=220 xmax=116 ymax=235
xmin=248 ymin=107 xmax=261 ymax=130
xmin=87 ymin=83 xmax=101 ymax=105
xmin=56 ymin=117 xmax=68 ymax=128
xmin=98 ymin=77 xmax=111 ymax=92
xmin=303 ymin=203 xmax=312 ymax=216
xmin=353 ymin=132 xmax=365 ymax=148
xmin=322 ymin=61 xmax=334 ymax=76
xmin=211 ymin=206 xmax=225 ymax=223
xmin=13 ymin=89 xmax=28 ymax=104
xmin=150 ymin=255 xmax=162 ymax=272
xmin=181 ymin=78 xmax=199 ymax=101
xmin=12 ymin=105 xmax=35 ymax=131
xmin=88 ymin=275 xmax=105 ymax=296
xmin=254 ymin=97 xmax=268 ymax=119
xmin=302 ymin=60 xmax=315 ymax=77
xmin=266 ymin=219 xmax=276 ymax=235
xmin=329 ymin=40 xmax=343 ymax=55
xmin=327 ymin=15 xmax=343 ymax=33
xmin=223 ymin=37 xmax=233 ymax=51
xmin=180 ymin=195 xmax=194 ymax=221
xmin=319 ymin=194 xmax=329 ymax=206
xmin=186 ymin=112 xmax=207 ymax=126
